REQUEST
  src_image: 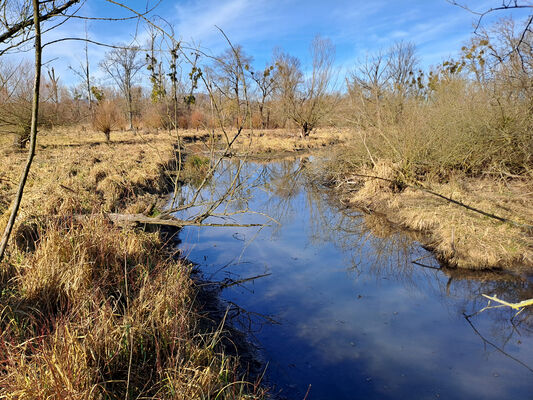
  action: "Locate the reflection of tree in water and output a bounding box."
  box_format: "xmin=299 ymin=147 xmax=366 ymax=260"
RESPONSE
xmin=299 ymin=165 xmax=533 ymax=371
xmin=257 ymin=158 xmax=309 ymax=230
xmin=302 ymin=175 xmax=424 ymax=285
xmin=445 ymin=267 xmax=533 ymax=363
xmin=182 ymin=157 xmax=533 ymax=372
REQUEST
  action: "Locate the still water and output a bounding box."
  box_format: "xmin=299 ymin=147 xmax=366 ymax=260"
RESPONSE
xmin=171 ymin=157 xmax=533 ymax=400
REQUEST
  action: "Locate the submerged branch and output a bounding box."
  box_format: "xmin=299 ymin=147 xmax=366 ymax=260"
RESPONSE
xmin=463 ymin=313 xmax=533 ymax=374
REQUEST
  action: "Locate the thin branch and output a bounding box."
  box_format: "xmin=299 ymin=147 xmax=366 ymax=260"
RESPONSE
xmin=463 ymin=313 xmax=533 ymax=374
xmin=0 ymin=0 xmax=42 ymax=262
xmin=0 ymin=0 xmax=81 ymax=44
xmin=341 ymin=174 xmax=533 ymax=231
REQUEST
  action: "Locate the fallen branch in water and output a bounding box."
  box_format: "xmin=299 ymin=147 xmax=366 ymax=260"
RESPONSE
xmin=106 ymin=213 xmax=264 ymax=228
xmin=481 ymin=294 xmax=533 ymax=310
xmin=220 ymin=273 xmax=272 ymax=288
xmin=463 ymin=312 xmax=533 ymax=373
xmin=466 ymin=294 xmax=533 ymax=319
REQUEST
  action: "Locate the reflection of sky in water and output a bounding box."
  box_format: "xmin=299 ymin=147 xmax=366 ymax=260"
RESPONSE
xmin=173 ymin=159 xmax=533 ymax=400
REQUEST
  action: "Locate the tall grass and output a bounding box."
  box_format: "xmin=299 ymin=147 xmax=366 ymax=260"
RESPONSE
xmin=0 ymin=129 xmax=265 ymax=399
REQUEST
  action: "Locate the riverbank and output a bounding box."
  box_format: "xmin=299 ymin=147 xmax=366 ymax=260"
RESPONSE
xmin=178 ymin=127 xmax=350 ymax=157
xmin=0 ymin=128 xmax=265 ymax=398
xmin=181 ymin=126 xmax=533 ymax=271
xmin=322 ymin=155 xmax=533 ymax=271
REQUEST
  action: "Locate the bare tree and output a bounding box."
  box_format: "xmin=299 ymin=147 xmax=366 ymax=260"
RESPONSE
xmin=69 ymin=24 xmax=94 ymax=111
xmin=250 ymin=62 xmax=277 ymax=128
xmin=347 ymin=50 xmax=389 ymax=129
xmin=212 ymin=45 xmax=253 ymax=126
xmin=100 ymin=45 xmax=145 ymax=130
xmin=275 ymin=36 xmax=337 ymax=138
xmin=347 ymin=41 xmax=419 ymax=129
xmin=388 ymin=41 xmax=418 ymax=98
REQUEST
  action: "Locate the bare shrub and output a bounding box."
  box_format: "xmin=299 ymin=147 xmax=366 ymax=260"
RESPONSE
xmin=345 ymin=24 xmax=533 ymax=180
xmin=0 ymin=62 xmax=56 ymax=148
xmin=189 ymin=109 xmax=205 ymax=130
xmin=92 ymin=100 xmax=122 ymax=141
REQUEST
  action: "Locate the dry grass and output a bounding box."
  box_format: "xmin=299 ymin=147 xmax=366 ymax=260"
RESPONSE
xmin=332 ymin=158 xmax=533 ymax=270
xmin=232 ymin=127 xmax=350 ymax=155
xmin=170 ymin=127 xmax=350 ymax=156
xmin=0 ymin=126 xmax=265 ymax=399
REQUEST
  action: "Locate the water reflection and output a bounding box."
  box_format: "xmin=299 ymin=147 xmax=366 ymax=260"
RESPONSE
xmin=173 ymin=157 xmax=533 ymax=400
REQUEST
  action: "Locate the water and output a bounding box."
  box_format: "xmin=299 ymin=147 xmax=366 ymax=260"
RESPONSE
xmin=170 ymin=157 xmax=533 ymax=400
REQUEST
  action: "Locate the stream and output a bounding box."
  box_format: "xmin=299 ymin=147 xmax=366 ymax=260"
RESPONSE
xmin=169 ymin=157 xmax=533 ymax=400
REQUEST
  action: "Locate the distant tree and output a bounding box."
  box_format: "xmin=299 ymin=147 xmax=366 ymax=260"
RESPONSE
xmin=388 ymin=41 xmax=419 ymax=98
xmin=347 ymin=41 xmax=419 ymax=129
xmin=100 ymin=45 xmax=145 ymax=130
xmin=69 ymin=24 xmax=94 ymax=111
xmin=250 ymin=62 xmax=277 ymax=128
xmin=146 ymin=26 xmax=166 ymax=104
xmin=213 ymin=45 xmax=253 ymax=125
xmin=275 ymin=36 xmax=337 ymax=138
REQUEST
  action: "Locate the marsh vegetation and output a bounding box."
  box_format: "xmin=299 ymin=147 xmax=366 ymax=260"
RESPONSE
xmin=0 ymin=0 xmax=532 ymax=398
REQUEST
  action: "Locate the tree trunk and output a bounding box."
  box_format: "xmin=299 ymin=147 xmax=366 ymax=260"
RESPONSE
xmin=127 ymin=90 xmax=134 ymax=130
xmin=300 ymin=122 xmax=309 ymax=139
xmin=0 ymin=0 xmax=42 ymax=262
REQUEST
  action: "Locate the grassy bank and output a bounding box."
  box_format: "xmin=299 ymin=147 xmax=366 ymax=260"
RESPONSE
xmin=324 ymin=127 xmax=533 ymax=271
xmin=0 ymin=128 xmax=265 ymax=398
xmin=175 ymin=127 xmax=350 ymax=157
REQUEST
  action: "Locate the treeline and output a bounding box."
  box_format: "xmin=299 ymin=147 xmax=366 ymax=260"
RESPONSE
xmin=1 ymin=17 xmax=532 ymax=178
xmin=0 ymin=32 xmax=339 ymax=145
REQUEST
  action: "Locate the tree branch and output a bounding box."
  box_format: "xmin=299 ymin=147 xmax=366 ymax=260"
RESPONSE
xmin=0 ymin=0 xmax=80 ymax=44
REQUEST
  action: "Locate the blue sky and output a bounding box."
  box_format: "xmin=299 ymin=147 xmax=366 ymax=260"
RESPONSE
xmin=31 ymin=0 xmax=532 ymax=86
